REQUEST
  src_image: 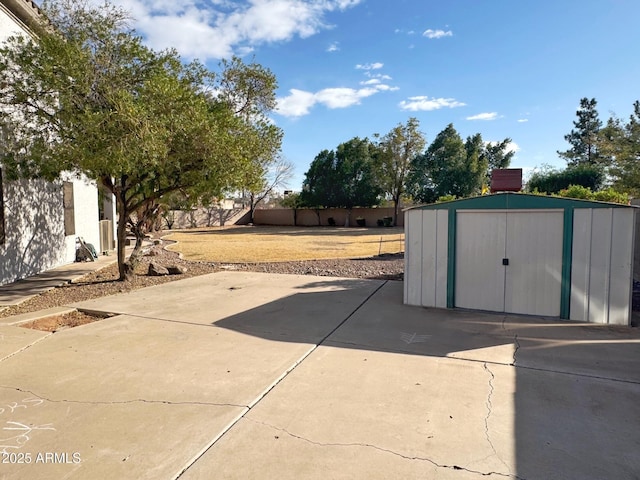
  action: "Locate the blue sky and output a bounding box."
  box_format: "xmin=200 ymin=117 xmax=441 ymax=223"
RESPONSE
xmin=115 ymin=0 xmax=640 ymax=191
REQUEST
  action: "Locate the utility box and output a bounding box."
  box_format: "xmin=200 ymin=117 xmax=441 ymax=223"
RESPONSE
xmin=404 ymin=193 xmax=637 ymax=325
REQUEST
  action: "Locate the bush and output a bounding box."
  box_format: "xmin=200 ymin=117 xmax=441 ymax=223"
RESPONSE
xmin=436 ymin=194 xmax=457 ymax=203
xmin=557 ymin=185 xmax=629 ymax=204
xmin=592 ymin=187 xmax=630 ymax=204
xmin=558 ymin=185 xmax=592 ymax=199
xmin=527 ymin=164 xmax=604 ymax=193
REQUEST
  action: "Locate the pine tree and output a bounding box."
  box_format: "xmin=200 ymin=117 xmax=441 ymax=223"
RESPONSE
xmin=558 ymin=98 xmax=603 ymax=166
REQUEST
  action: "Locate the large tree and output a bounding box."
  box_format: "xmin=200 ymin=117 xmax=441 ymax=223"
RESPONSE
xmin=376 ymin=117 xmax=426 ymax=225
xmin=558 ymin=97 xmax=603 ymax=166
xmin=300 ymin=137 xmax=382 ymax=225
xmin=407 ymin=124 xmax=489 ymax=203
xmin=0 ymin=0 xmax=281 ymax=280
xmin=600 ymin=101 xmax=640 ymax=196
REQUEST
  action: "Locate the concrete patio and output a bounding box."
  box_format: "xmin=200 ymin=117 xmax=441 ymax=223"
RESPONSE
xmin=0 ymin=272 xmax=638 ymax=479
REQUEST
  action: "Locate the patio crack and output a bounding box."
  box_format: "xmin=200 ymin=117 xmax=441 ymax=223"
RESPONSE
xmin=248 ymin=418 xmax=525 ymax=479
xmin=499 ymin=315 xmax=520 ymax=367
xmin=0 ymin=385 xmax=247 ymax=409
xmin=0 ymin=333 xmax=53 ymax=363
xmin=511 ymin=334 xmax=520 ymax=366
xmin=483 ymin=363 xmax=511 ymax=473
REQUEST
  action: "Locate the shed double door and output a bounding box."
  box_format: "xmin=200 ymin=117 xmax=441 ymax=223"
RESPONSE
xmin=455 ymin=210 xmax=564 ymax=316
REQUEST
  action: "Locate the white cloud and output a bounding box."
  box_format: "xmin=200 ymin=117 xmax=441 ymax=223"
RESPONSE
xmin=507 ymin=141 xmax=520 ymax=153
xmin=423 ymin=29 xmax=453 ymax=39
xmin=327 ymin=42 xmax=340 ymax=52
xmin=399 ymin=96 xmax=465 ymax=111
xmin=355 ymin=62 xmax=384 ymax=70
xmin=517 ymin=118 xmax=529 ymax=123
xmin=276 ymin=89 xmax=317 ymax=117
xmin=360 ymin=78 xmax=381 ymax=85
xmin=277 ymin=82 xmax=396 ymax=117
xmin=466 ymin=112 xmax=500 ymax=121
xmin=113 ymin=0 xmax=363 ymax=60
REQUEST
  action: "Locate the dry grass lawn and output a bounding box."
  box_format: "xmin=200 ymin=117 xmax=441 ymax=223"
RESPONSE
xmin=165 ymin=226 xmax=405 ymax=262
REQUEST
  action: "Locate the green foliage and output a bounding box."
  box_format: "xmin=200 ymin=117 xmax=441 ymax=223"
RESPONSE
xmin=558 ymin=185 xmax=592 ymax=199
xmin=601 ymin=101 xmax=640 ymax=196
xmin=591 ymin=187 xmax=630 ymax=204
xmin=279 ymin=192 xmax=302 ymax=209
xmin=0 ymin=0 xmax=281 ymax=279
xmin=558 ymin=97 xmax=603 ymax=166
xmin=436 ymin=194 xmax=457 ymax=203
xmin=555 ymin=185 xmax=629 ymax=204
xmin=375 ymin=117 xmax=426 ymax=225
xmin=300 ymin=137 xmax=383 ymax=212
xmin=407 ymin=124 xmax=502 ymax=203
xmin=526 ymin=164 xmax=604 ymax=193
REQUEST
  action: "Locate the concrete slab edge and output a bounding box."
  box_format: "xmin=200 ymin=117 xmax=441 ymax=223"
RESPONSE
xmin=0 ymin=306 xmax=78 ymax=326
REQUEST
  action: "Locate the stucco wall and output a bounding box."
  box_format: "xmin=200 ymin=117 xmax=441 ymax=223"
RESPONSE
xmin=0 ymin=174 xmax=99 ymax=286
xmin=0 ymin=4 xmax=101 ymax=285
xmin=166 ymin=207 xmax=250 ymax=230
xmin=254 ymin=208 xmax=404 ymax=227
xmin=62 ymin=173 xmax=100 ymax=260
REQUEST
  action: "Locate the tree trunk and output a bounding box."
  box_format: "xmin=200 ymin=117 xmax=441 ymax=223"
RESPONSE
xmin=116 ymin=193 xmax=130 ymax=281
xmin=293 ymin=208 xmax=297 ymax=226
xmin=126 ymin=228 xmax=145 ymax=276
xmin=344 ymin=208 xmax=351 ymax=227
xmin=392 ymin=197 xmax=399 ymax=227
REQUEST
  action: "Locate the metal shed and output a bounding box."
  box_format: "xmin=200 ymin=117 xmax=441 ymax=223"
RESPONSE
xmin=404 ymin=193 xmax=637 ymax=325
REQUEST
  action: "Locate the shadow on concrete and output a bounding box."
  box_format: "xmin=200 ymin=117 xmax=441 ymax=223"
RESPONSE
xmin=212 ymin=279 xmax=640 ymax=479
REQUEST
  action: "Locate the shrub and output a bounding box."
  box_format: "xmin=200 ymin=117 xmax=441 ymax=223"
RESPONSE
xmin=557 ymin=185 xmax=629 ymax=204
xmin=436 ymin=194 xmax=457 ymax=203
xmin=558 ymin=185 xmax=592 ymax=199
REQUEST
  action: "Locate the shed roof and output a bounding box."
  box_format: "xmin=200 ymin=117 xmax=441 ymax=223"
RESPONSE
xmin=405 ymin=192 xmax=635 ymax=211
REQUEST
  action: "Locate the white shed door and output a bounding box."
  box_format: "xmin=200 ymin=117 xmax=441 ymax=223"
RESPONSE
xmin=456 ymin=210 xmax=563 ymax=316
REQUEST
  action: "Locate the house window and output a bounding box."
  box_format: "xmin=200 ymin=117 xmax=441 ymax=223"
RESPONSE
xmin=0 ymin=168 xmax=4 ymax=245
xmin=63 ymin=181 xmax=75 ymax=236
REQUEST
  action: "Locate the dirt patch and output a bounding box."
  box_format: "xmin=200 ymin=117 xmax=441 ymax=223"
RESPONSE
xmin=20 ymin=310 xmax=107 ymax=333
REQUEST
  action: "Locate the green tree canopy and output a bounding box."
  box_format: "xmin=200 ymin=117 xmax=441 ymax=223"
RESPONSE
xmin=0 ymin=0 xmax=281 ymax=279
xmin=600 ymin=101 xmax=640 ymax=196
xmin=526 ymin=164 xmax=605 ymax=194
xmin=300 ymin=137 xmax=382 ymax=225
xmin=375 ymin=117 xmax=426 ymax=225
xmin=407 ymin=124 xmax=504 ymax=203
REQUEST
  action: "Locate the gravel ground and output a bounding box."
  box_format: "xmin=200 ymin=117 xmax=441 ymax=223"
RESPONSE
xmin=0 ymin=241 xmax=403 ymax=318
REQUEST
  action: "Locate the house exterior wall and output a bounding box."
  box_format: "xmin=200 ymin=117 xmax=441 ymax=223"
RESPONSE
xmin=0 ymin=174 xmax=99 ymax=286
xmin=0 ymin=1 xmax=101 ymax=286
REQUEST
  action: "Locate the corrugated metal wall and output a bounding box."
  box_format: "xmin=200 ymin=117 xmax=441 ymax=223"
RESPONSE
xmin=404 ymin=209 xmax=448 ymax=308
xmin=405 ymin=200 xmax=635 ymax=324
xmin=455 ymin=210 xmax=563 ymax=316
xmin=570 ymin=209 xmax=634 ymax=325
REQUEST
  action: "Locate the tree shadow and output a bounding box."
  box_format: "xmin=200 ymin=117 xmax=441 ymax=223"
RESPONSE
xmin=0 ymin=178 xmax=67 ymax=286
xmin=211 ymin=278 xmax=640 ymax=479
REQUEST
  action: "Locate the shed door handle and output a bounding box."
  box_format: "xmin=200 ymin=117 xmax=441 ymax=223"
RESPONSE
xmin=502 ymin=258 xmax=509 ymax=266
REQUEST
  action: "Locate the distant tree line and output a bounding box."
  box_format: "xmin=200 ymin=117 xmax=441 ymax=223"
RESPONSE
xmin=528 ymin=97 xmax=639 ymax=202
xmin=297 ymin=118 xmax=515 ymax=225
